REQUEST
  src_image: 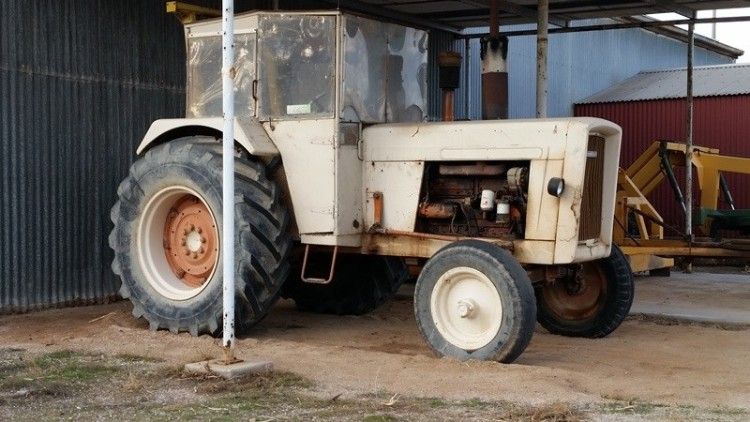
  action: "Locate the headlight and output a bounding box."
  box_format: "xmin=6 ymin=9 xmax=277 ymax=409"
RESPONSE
xmin=547 ymin=177 xmax=565 ymax=197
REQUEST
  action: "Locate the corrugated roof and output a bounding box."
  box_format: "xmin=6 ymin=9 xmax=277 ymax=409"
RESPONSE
xmin=342 ymin=0 xmax=750 ymax=29
xmin=577 ymin=64 xmax=750 ymax=104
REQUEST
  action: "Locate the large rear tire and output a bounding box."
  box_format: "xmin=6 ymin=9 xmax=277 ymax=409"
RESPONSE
xmin=282 ymin=253 xmax=408 ymax=315
xmin=109 ymin=138 xmax=292 ymax=335
xmin=414 ymin=240 xmax=536 ymax=363
xmin=535 ymin=245 xmax=634 ymax=338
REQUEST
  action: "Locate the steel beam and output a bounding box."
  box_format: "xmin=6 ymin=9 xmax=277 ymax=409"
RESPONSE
xmin=536 ymin=0 xmax=549 ymax=118
xmin=646 ymin=0 xmax=696 ymax=18
xmin=465 ymin=15 xmax=750 ymax=37
xmin=685 ymin=16 xmax=695 ymax=241
xmin=317 ymin=0 xmax=462 ymax=34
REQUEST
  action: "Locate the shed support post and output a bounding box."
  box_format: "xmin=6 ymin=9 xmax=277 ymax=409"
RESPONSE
xmin=221 ymin=0 xmax=236 ymax=363
xmin=684 ymin=15 xmax=695 ymax=272
xmin=536 ymin=0 xmax=549 ymax=118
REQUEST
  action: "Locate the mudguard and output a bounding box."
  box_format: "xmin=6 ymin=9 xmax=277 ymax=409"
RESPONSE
xmin=136 ymin=117 xmax=279 ymax=156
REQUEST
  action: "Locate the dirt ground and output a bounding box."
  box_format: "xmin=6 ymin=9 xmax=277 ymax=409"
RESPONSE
xmin=1 ymin=272 xmax=749 ymax=420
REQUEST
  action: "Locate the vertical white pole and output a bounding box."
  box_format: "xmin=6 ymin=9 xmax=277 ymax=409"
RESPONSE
xmin=685 ymin=18 xmax=694 ymax=241
xmin=536 ymin=0 xmax=549 ymax=118
xmin=221 ymin=0 xmax=236 ymax=362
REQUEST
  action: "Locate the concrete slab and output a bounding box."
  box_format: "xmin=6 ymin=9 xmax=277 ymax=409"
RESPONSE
xmin=184 ymin=359 xmax=273 ymax=379
xmin=631 ymin=269 xmax=750 ymax=325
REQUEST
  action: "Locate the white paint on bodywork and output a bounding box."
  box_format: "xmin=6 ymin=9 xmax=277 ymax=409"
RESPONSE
xmin=137 ymin=117 xmax=279 ymax=156
xmin=264 ymin=119 xmax=336 ymax=234
xmin=363 ymin=117 xmax=622 ymax=265
xmin=364 ymin=161 xmax=424 ymax=230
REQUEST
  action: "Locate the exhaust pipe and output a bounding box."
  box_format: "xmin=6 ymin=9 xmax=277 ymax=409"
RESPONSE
xmin=438 ymin=51 xmax=462 ymax=121
xmin=481 ymin=0 xmax=508 ymax=119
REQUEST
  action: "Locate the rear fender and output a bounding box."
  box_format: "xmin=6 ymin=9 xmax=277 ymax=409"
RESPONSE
xmin=137 ymin=117 xmax=279 ymax=156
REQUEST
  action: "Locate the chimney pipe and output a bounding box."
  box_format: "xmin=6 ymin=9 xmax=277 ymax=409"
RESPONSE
xmin=438 ymin=51 xmax=462 ymax=121
xmin=481 ymin=0 xmax=509 ymax=119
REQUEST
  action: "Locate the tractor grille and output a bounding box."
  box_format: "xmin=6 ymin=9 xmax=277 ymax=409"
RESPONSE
xmin=578 ymin=136 xmax=605 ymax=241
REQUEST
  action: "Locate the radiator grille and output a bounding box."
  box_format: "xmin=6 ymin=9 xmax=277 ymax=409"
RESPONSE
xmin=578 ymin=136 xmax=605 ymax=240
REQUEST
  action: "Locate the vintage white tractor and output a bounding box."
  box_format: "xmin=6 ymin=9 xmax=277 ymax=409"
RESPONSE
xmin=109 ymin=11 xmax=633 ymax=363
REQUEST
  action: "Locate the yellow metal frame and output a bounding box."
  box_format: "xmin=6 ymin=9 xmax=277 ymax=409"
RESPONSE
xmin=614 ymin=140 xmax=750 ymax=269
xmin=166 ymin=1 xmax=221 ymax=24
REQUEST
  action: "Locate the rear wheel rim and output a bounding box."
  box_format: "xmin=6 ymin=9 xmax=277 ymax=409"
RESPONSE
xmin=542 ymin=263 xmax=607 ymax=322
xmin=430 ymin=267 xmax=503 ymax=351
xmin=137 ymin=186 xmax=219 ymax=301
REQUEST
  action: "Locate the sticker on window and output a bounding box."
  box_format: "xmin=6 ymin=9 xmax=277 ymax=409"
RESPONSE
xmin=286 ymin=104 xmax=312 ymax=115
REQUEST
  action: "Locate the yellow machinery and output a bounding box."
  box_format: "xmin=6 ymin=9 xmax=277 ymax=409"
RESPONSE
xmin=615 ymin=141 xmax=750 ymax=273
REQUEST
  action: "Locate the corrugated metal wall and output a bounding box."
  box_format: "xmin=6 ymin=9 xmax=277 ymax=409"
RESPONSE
xmin=0 ymin=0 xmax=186 ymax=312
xmin=427 ymin=32 xmax=482 ymax=121
xmin=575 ymin=95 xmax=750 ymax=231
xmin=439 ymin=22 xmax=734 ymax=120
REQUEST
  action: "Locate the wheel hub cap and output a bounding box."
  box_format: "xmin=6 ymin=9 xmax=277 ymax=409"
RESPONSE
xmin=457 ymin=299 xmax=477 ymax=319
xmin=430 ymin=267 xmax=503 ymax=351
xmin=163 ymin=195 xmax=218 ymax=288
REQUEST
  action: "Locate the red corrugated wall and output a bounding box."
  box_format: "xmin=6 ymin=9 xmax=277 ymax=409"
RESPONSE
xmin=575 ymin=95 xmax=750 ymax=233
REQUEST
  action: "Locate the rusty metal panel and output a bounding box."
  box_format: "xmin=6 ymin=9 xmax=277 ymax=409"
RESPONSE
xmin=575 ymin=95 xmax=750 ymax=233
xmin=579 ymin=136 xmax=605 ymax=240
xmin=0 ymin=0 xmax=186 ymax=313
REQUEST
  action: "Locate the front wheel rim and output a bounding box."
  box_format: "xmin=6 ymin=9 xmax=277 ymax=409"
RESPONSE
xmin=136 ymin=186 xmax=219 ymax=301
xmin=430 ymin=267 xmax=504 ymax=351
xmin=541 ymin=263 xmax=607 ymax=322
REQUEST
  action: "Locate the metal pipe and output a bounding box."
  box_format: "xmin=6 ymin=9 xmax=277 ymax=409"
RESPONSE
xmin=464 ymin=37 xmax=470 ymax=120
xmin=685 ymin=17 xmax=694 ymax=241
xmin=489 ymin=0 xmax=499 ymax=38
xmin=536 ymin=0 xmax=549 ymax=118
xmin=221 ymin=0 xmax=236 ymax=362
xmin=719 ymin=174 xmax=736 ymax=211
xmin=659 ymin=143 xmax=687 ymax=215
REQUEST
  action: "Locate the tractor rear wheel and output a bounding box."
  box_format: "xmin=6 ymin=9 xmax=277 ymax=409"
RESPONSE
xmin=535 ymin=245 xmax=633 ymax=338
xmin=413 ymin=240 xmax=536 ymax=363
xmin=109 ymin=138 xmax=291 ymax=335
xmin=282 ymin=253 xmax=408 ymax=315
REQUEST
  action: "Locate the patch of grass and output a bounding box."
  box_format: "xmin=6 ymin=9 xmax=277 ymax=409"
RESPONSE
xmin=428 ymin=397 xmax=448 ymax=408
xmin=363 ymin=415 xmax=398 ymax=422
xmin=502 ymin=402 xmax=586 ymax=422
xmin=0 ymin=349 xmax=120 ymax=403
xmin=600 ymin=397 xmax=668 ymax=416
xmin=113 ymin=353 xmax=165 ymax=364
xmin=188 ymin=370 xmax=312 ymax=395
xmin=460 ymin=397 xmax=492 ymax=409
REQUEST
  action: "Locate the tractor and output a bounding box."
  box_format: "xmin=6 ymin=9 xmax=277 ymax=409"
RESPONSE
xmin=109 ymin=11 xmax=633 ymax=363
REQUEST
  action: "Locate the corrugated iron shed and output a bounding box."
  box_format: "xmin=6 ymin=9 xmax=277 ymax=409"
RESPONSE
xmin=579 ymin=64 xmax=750 ymax=104
xmin=575 ymin=77 xmax=750 ymax=231
xmin=0 ymin=0 xmax=186 ymax=313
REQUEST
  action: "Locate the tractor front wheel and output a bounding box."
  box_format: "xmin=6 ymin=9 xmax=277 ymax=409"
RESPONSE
xmin=413 ymin=240 xmax=536 ymax=363
xmin=535 ymin=245 xmax=634 ymax=338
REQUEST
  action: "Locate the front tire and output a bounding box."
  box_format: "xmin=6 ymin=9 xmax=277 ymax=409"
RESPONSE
xmin=109 ymin=138 xmax=291 ymax=335
xmin=414 ymin=240 xmax=536 ymax=363
xmin=535 ymin=245 xmax=634 ymax=338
